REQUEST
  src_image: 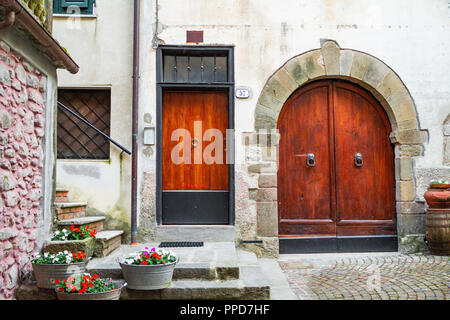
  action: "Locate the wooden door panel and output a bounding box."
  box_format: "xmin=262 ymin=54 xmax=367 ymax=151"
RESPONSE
xmin=277 ymin=80 xmax=396 ymax=238
xmin=333 ymin=82 xmax=396 ymax=235
xmin=162 ymin=90 xmax=229 ymax=191
xmin=278 ymin=82 xmax=336 ymax=236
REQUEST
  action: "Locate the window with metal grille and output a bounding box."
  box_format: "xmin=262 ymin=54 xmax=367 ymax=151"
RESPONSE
xmin=57 ymin=89 xmax=111 ymax=159
xmin=162 ymin=54 xmax=228 ymax=83
xmin=53 ymin=0 xmax=95 ymax=15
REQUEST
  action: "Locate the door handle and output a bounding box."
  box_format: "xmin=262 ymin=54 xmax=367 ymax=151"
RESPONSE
xmin=354 ymin=152 xmax=363 ymax=167
xmin=307 ymin=153 xmax=315 ymax=167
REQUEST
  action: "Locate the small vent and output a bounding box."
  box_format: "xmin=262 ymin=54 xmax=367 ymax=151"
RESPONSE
xmin=159 ymin=241 xmax=204 ymax=248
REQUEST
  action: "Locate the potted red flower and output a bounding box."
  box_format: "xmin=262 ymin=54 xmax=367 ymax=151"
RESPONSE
xmin=31 ymin=250 xmax=90 ymax=289
xmin=55 ymin=273 xmax=126 ymax=300
xmin=119 ymin=247 xmax=178 ymax=290
xmin=43 ymin=225 xmax=97 ymax=258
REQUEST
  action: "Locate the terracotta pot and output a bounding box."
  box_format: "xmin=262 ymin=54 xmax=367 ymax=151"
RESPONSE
xmin=56 ymin=280 xmax=127 ymax=300
xmin=424 ymin=183 xmax=450 ymax=209
xmin=424 ymin=183 xmax=450 ymax=256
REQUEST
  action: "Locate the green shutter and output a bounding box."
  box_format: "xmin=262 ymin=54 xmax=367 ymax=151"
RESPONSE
xmin=61 ymin=0 xmax=89 ymax=9
xmin=53 ymin=0 xmax=95 ymax=15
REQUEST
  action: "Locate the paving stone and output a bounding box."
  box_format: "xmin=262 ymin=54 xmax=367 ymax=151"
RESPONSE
xmin=278 ymin=253 xmax=449 ymax=300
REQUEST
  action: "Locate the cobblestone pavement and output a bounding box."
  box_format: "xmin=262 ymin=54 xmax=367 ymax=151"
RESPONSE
xmin=278 ymin=253 xmax=450 ymax=300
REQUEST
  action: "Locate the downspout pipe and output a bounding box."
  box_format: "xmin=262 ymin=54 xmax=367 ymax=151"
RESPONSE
xmin=130 ymin=0 xmax=140 ymax=245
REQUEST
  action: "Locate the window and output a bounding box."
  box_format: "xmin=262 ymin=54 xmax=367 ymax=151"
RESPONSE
xmin=57 ymin=89 xmax=111 ymax=159
xmin=162 ymin=54 xmax=228 ymax=83
xmin=53 ymin=0 xmax=95 ymax=15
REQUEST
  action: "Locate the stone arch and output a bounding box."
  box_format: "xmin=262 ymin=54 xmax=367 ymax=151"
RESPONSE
xmin=249 ymin=40 xmax=427 ymax=255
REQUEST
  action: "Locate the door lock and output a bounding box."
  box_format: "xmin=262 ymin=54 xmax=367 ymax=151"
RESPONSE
xmin=354 ymin=152 xmax=363 ymax=167
xmin=192 ymin=138 xmax=199 ymax=148
xmin=307 ymin=153 xmax=315 ymax=167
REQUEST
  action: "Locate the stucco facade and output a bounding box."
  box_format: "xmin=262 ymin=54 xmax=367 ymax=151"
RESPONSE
xmin=53 ymin=0 xmax=450 ymax=254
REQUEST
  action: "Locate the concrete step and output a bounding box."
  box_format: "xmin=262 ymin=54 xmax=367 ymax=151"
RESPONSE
xmin=155 ymin=225 xmax=235 ymax=242
xmin=54 ymin=202 xmax=87 ymax=220
xmin=55 ymin=189 xmax=69 ymax=203
xmin=87 ymin=242 xmax=240 ymax=281
xmin=94 ymin=230 xmax=124 ymax=258
xmin=57 ymin=216 xmax=105 ymax=232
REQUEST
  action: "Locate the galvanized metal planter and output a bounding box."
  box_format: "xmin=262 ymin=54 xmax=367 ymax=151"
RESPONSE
xmin=56 ymin=280 xmax=127 ymax=300
xmin=32 ymin=258 xmax=90 ymax=289
xmin=119 ymin=259 xmax=178 ymax=290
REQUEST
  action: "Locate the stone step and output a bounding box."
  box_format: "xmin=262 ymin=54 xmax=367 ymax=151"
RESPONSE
xmin=16 ymin=268 xmax=270 ymax=300
xmin=86 ymin=242 xmax=240 ymax=281
xmin=55 ymin=189 xmax=69 ymax=203
xmin=15 ymin=243 xmax=271 ymax=300
xmin=57 ymin=216 xmax=105 ymax=232
xmin=94 ymin=230 xmax=124 ymax=258
xmin=54 ymin=202 xmax=87 ymax=220
xmin=122 ymin=269 xmax=270 ymax=300
xmin=155 ymin=225 xmax=235 ymax=242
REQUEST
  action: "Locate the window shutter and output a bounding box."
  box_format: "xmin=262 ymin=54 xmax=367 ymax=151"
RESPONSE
xmin=61 ymin=0 xmax=89 ymax=9
xmin=53 ymin=0 xmax=95 ymax=15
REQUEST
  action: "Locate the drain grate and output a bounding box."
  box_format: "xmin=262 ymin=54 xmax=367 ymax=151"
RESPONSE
xmin=159 ymin=241 xmax=204 ymax=248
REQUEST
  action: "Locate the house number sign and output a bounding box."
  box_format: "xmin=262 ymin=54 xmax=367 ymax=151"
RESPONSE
xmin=235 ymin=88 xmax=250 ymax=99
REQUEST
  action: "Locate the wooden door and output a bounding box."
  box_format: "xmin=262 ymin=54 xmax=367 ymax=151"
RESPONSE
xmin=278 ymin=80 xmax=396 ymax=237
xmin=162 ymin=90 xmax=229 ymax=224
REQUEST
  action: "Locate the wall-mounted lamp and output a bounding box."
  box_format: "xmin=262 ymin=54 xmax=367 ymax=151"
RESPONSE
xmin=143 ymin=126 xmax=155 ymax=145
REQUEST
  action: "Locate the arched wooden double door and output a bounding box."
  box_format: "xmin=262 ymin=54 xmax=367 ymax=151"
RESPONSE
xmin=277 ymin=80 xmax=397 ymax=252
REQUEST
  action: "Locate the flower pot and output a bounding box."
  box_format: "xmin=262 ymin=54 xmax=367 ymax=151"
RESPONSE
xmin=424 ymin=183 xmax=450 ymax=256
xmin=56 ymin=280 xmax=127 ymax=300
xmin=424 ymin=183 xmax=450 ymax=209
xmin=119 ymin=259 xmax=178 ymax=290
xmin=32 ymin=258 xmax=90 ymax=289
xmin=43 ymin=237 xmax=95 ymax=258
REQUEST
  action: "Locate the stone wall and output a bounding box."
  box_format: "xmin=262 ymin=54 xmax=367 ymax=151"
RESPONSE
xmin=444 ymin=115 xmax=450 ymax=167
xmin=0 ymin=40 xmax=47 ymax=299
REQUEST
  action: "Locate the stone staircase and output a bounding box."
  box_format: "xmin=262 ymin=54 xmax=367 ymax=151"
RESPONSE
xmin=87 ymin=242 xmax=270 ymax=300
xmin=17 ymin=241 xmax=271 ymax=300
xmin=16 ymin=190 xmax=271 ymax=299
xmin=53 ymin=188 xmax=124 ymax=258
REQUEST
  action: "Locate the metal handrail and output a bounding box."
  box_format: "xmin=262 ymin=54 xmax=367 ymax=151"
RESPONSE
xmin=57 ymin=101 xmax=131 ymax=155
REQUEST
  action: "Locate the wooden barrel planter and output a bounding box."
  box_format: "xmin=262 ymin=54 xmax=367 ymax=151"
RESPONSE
xmin=424 ymin=183 xmax=450 ymax=256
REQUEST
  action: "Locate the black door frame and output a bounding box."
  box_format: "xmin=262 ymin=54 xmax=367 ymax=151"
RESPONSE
xmin=155 ymin=45 xmax=235 ymax=225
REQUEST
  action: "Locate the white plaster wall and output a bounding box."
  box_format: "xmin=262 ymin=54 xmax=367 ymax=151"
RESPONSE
xmin=149 ymin=0 xmax=450 ymax=167
xmin=52 ymin=0 xmax=134 ymax=221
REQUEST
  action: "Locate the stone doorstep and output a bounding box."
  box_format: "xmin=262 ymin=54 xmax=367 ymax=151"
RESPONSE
xmin=56 ymin=216 xmax=105 ymax=232
xmin=17 ymin=273 xmax=270 ymax=300
xmin=155 ymin=225 xmax=235 ymax=242
xmin=86 ymin=242 xmax=241 ymax=281
xmin=87 ymin=261 xmax=240 ymax=281
xmin=94 ymin=230 xmax=124 ymax=258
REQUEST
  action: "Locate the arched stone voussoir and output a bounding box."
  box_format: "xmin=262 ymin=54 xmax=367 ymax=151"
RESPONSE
xmin=254 ymin=39 xmax=421 ymax=136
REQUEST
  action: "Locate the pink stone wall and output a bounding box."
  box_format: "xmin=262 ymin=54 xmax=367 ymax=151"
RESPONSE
xmin=0 ymin=42 xmax=46 ymax=299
